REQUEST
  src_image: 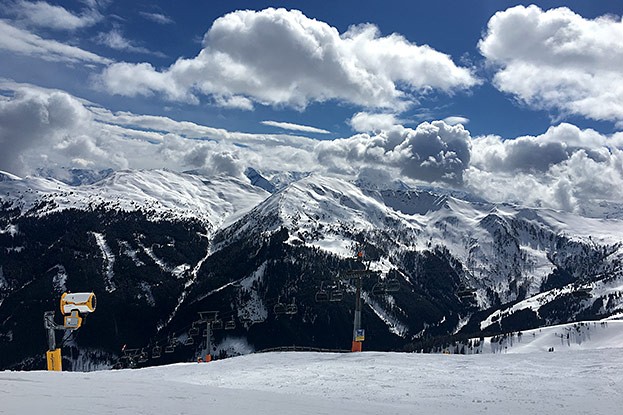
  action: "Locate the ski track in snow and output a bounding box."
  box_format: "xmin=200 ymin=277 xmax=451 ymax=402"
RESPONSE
xmin=91 ymin=232 xmax=117 ymax=292
xmin=362 ymin=291 xmax=408 ymax=337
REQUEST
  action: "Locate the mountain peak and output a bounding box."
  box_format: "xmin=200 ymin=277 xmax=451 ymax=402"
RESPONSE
xmin=245 ymin=167 xmax=276 ymax=193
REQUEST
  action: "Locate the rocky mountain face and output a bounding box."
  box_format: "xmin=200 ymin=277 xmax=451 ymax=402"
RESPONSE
xmin=1 ymin=169 xmax=622 ymax=370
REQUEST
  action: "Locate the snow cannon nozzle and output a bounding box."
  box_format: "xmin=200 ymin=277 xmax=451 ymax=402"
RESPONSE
xmin=60 ymin=292 xmax=96 ymax=315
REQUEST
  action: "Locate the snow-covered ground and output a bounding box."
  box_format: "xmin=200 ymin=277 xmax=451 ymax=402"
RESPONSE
xmin=2 ymin=322 xmax=623 ymax=415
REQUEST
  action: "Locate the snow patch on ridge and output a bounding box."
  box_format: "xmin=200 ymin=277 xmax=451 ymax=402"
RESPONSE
xmin=50 ymin=265 xmax=68 ymax=293
xmin=237 ymin=263 xmax=268 ymax=324
xmin=363 ymin=292 xmax=408 ymax=337
xmin=139 ymin=282 xmax=156 ymax=307
xmin=91 ymin=232 xmax=117 ymax=292
xmin=0 ymin=224 xmax=18 ymax=237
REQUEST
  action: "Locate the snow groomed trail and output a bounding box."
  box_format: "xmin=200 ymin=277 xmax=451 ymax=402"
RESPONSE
xmin=2 ymin=348 xmax=622 ymax=415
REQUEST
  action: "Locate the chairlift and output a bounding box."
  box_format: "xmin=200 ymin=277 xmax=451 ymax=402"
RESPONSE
xmin=286 ymin=299 xmax=298 ymax=315
xmin=151 ymin=346 xmax=162 ymax=359
xmin=457 ymin=284 xmax=477 ymax=303
xmin=329 ymin=287 xmax=344 ymax=302
xmin=384 ymin=278 xmax=400 ymax=292
xmin=188 ymin=323 xmax=200 ymax=337
xmin=122 ymin=348 xmax=139 ymax=357
xmin=274 ymin=298 xmax=287 ymax=315
xmin=185 ymin=337 xmax=195 ymax=346
xmin=315 ymin=282 xmax=329 ymax=302
xmin=457 ymin=286 xmax=476 ymax=298
xmin=211 ymin=319 xmax=223 ymax=330
xmin=456 ymin=284 xmax=476 ymax=297
xmin=138 ymin=349 xmax=149 ymax=364
xmin=225 ymin=318 xmax=236 ymax=330
xmin=372 ymin=282 xmax=386 ymax=295
xmin=164 ymin=344 xmax=175 ymax=354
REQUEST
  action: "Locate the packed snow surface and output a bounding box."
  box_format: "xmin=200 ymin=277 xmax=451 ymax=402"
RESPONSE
xmin=2 ymin=325 xmax=623 ymax=415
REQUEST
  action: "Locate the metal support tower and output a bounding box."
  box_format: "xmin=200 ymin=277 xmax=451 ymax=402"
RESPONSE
xmin=352 ymin=275 xmax=363 ymax=352
xmin=342 ymin=261 xmax=377 ymax=352
xmin=197 ymin=311 xmax=219 ymax=362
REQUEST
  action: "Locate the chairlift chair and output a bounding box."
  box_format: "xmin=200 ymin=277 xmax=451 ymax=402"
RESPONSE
xmin=151 ymin=346 xmax=162 ymax=359
xmin=211 ymin=319 xmax=223 ymax=330
xmin=457 ymin=286 xmax=476 ymax=298
xmin=122 ymin=348 xmax=139 ymax=357
xmin=225 ymin=318 xmax=236 ymax=330
xmin=286 ymin=300 xmax=298 ymax=315
xmin=274 ymin=301 xmax=287 ymax=315
xmin=372 ymin=282 xmax=386 ymax=295
xmin=138 ymin=349 xmax=149 ymax=364
xmin=164 ymin=344 xmax=175 ymax=354
xmin=456 ymin=283 xmax=476 ymax=297
xmin=330 ymin=287 xmax=344 ymax=302
xmin=384 ymin=278 xmax=400 ymax=292
xmin=185 ymin=337 xmax=195 ymax=346
xmin=315 ymin=282 xmax=329 ymax=302
xmin=189 ymin=323 xmax=200 ymax=337
xmin=457 ymin=285 xmax=477 ymax=304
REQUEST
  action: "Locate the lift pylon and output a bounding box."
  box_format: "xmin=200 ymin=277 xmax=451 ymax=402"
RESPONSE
xmin=196 ymin=311 xmax=220 ymax=362
xmin=336 ymin=255 xmax=379 ymax=352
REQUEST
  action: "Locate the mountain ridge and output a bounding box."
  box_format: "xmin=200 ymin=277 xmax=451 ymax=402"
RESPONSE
xmin=1 ymin=168 xmax=622 ymax=370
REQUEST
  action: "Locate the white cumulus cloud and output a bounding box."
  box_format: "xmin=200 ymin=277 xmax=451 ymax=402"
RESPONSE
xmin=99 ymin=8 xmax=478 ymax=110
xmin=316 ymin=121 xmax=472 ymax=184
xmin=3 ymin=82 xmax=623 ymax=216
xmin=349 ymin=112 xmax=400 ymax=133
xmin=0 ymin=87 xmax=117 ymax=175
xmin=480 ymin=5 xmax=623 ymax=123
xmin=467 ymin=124 xmax=623 ymax=212
xmin=0 ymin=82 xmax=320 ymax=178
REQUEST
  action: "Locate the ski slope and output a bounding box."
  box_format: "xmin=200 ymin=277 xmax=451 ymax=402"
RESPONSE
xmin=475 ymin=321 xmax=623 ymax=354
xmin=2 ymin=322 xmax=623 ymax=415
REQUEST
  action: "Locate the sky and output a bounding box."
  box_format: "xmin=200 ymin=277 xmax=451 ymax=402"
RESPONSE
xmin=1 ymin=0 xmax=623 ymax=214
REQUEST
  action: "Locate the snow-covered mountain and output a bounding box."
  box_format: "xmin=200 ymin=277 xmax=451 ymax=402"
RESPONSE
xmin=227 ymin=172 xmax=623 ymax=302
xmin=0 ymin=169 xmax=269 ymax=228
xmin=1 ymin=168 xmax=622 ymax=370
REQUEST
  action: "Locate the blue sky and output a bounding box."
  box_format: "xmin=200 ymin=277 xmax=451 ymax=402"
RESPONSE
xmin=1 ymin=0 xmax=621 ymax=138
xmin=1 ymin=1 xmax=623 ymax=214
